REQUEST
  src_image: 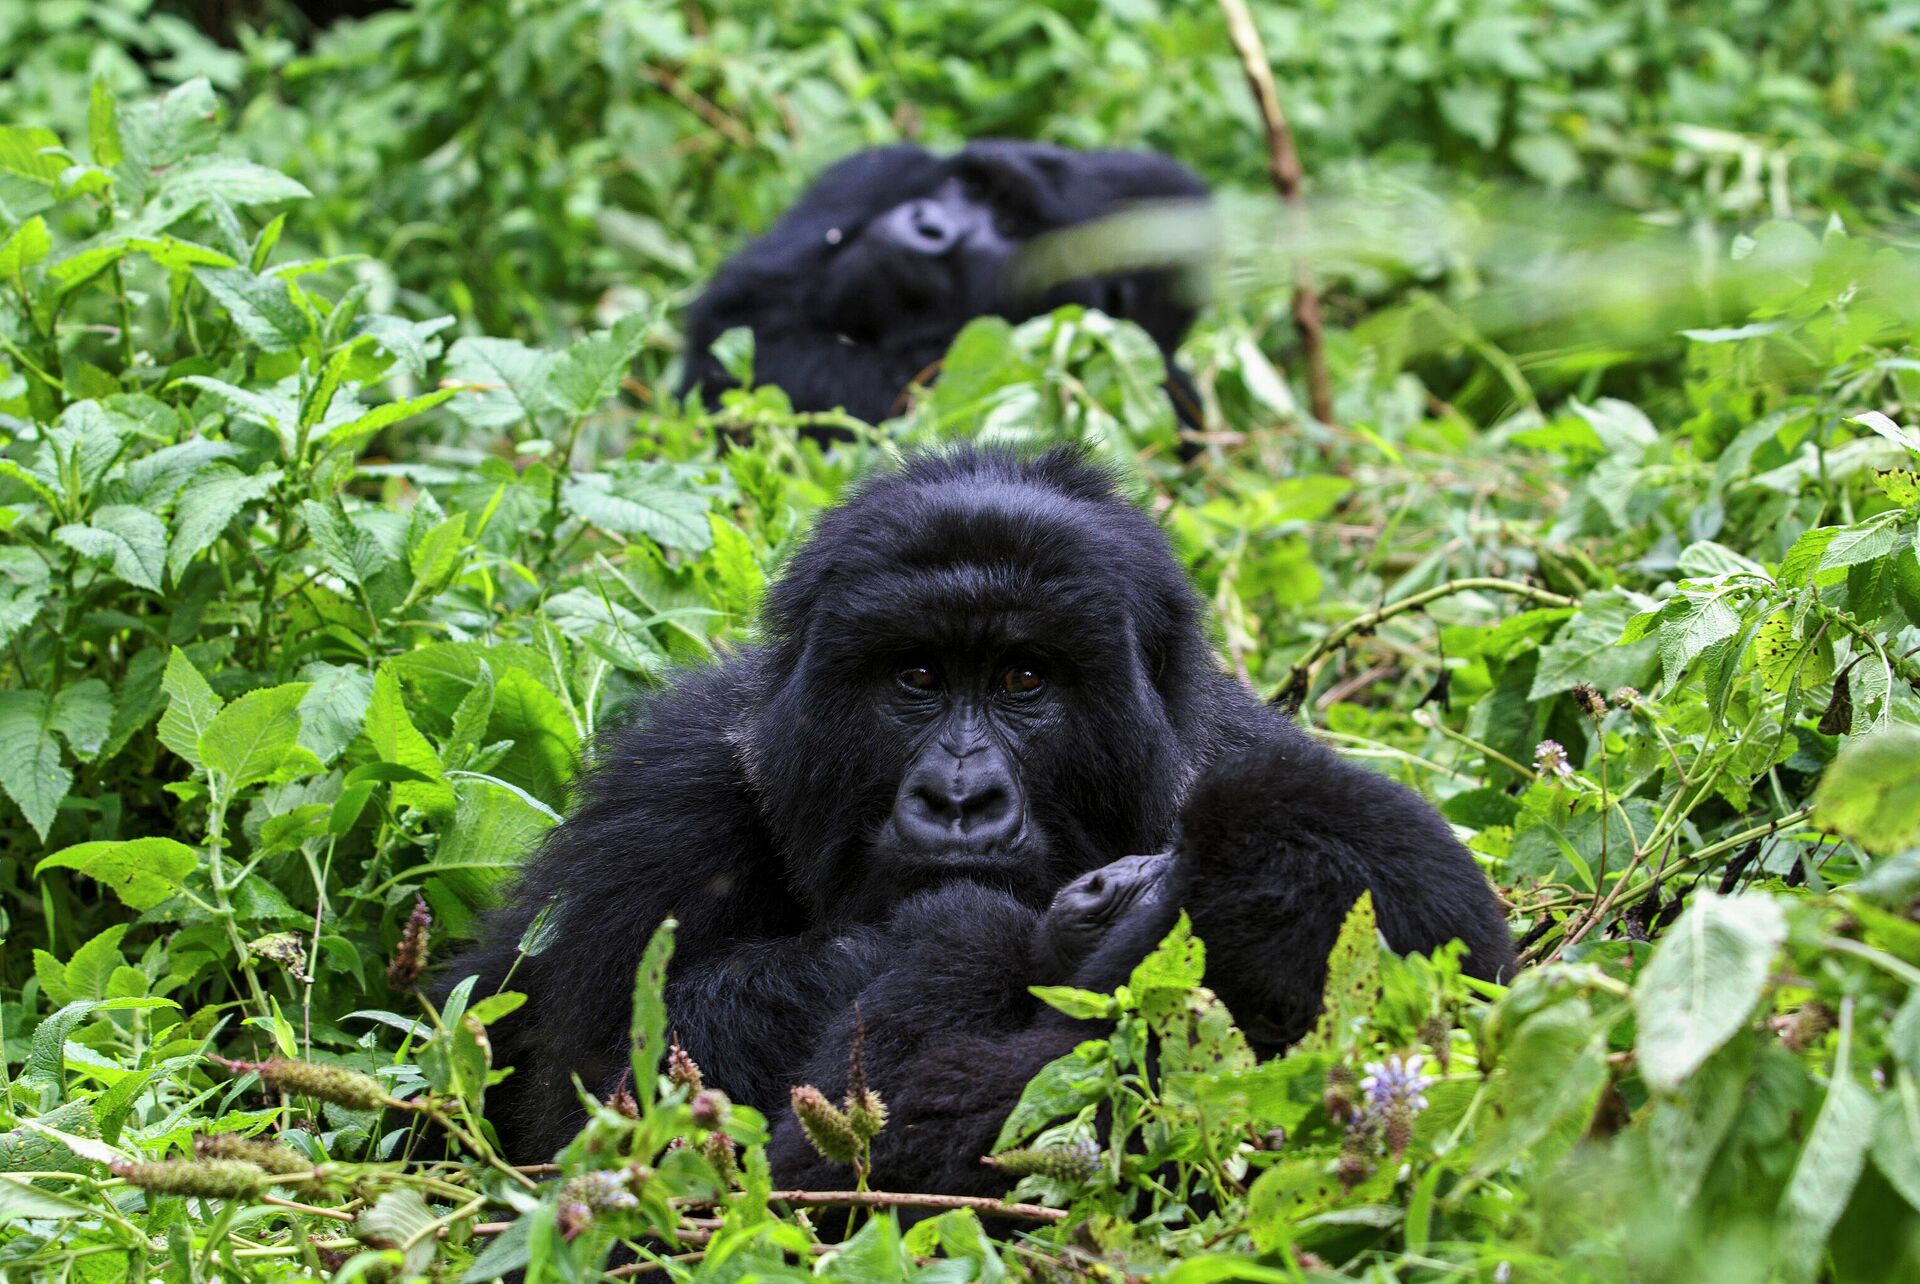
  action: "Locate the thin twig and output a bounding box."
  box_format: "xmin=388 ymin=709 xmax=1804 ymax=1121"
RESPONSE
xmin=1218 ymin=0 xmax=1335 ymax=427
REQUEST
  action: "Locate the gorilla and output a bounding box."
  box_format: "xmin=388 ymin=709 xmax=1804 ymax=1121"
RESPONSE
xmin=448 ymin=447 xmax=1513 ymax=1190
xmin=677 ymin=141 xmax=1210 ymax=427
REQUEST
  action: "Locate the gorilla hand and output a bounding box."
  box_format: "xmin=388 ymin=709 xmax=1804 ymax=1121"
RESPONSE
xmin=1033 ymin=852 xmax=1180 ymax=988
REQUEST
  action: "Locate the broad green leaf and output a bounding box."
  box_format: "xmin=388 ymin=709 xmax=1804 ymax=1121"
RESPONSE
xmin=0 ymin=586 xmax=47 ymax=649
xmin=200 ymin=682 xmax=317 ymax=792
xmin=0 ymin=689 xmax=70 ymax=839
xmin=366 ymin=667 xmax=452 ymax=816
xmin=36 ymin=838 xmax=197 ymax=910
xmin=1473 ymin=999 xmax=1609 ymax=1176
xmin=1528 ymin=589 xmax=1659 ymax=700
xmin=1813 ymin=728 xmax=1920 ymax=855
xmin=299 ymin=498 xmax=390 ymax=587
xmin=1653 ymin=591 xmax=1741 ymax=687
xmin=157 ymin=647 xmax=221 ymax=771
xmin=193 ymin=266 xmax=313 ymax=351
xmin=543 ymin=312 xmax=653 ymax=416
xmin=311 ymin=387 xmax=458 ymax=458
xmin=1301 ymin=891 xmax=1380 ymax=1054
xmin=629 ymin=918 xmax=678 ymax=1108
xmin=0 ymin=125 xmax=66 ymax=184
xmin=1819 ymin=513 xmax=1903 ymax=571
xmin=1776 ymin=1075 xmax=1875 ymax=1282
xmin=406 ymin=511 xmax=470 ymax=601
xmin=1873 ymin=1074 xmax=1920 ymax=1212
xmin=1029 ymin=985 xmax=1120 ymax=1020
xmin=1647 ymin=1031 xmax=1752 ymax=1205
xmin=444 ymin=336 xmax=557 ymax=431
xmin=168 ymin=466 xmax=280 ymax=578
xmin=157 ymin=155 xmax=310 ymax=208
xmin=49 ymin=679 xmax=112 ymax=760
xmin=0 ymin=1177 xmax=91 ymax=1220
xmin=0 ymin=215 xmax=51 ymax=277
xmin=1850 ymin=410 xmax=1920 ymax=458
xmin=1634 ymin=892 xmax=1787 ymax=1093
xmin=296 ymin=662 xmax=373 ymax=765
xmin=87 ymin=78 xmax=122 ymax=168
xmin=1247 ymin=1158 xmax=1347 ymax=1253
xmin=54 ymin=505 xmax=168 ymax=591
xmin=562 ymin=476 xmax=712 ymax=551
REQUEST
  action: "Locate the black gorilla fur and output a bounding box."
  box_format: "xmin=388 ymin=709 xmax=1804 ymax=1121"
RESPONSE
xmin=449 ymin=448 xmax=1514 ymax=1189
xmin=677 ymin=141 xmax=1209 ymax=426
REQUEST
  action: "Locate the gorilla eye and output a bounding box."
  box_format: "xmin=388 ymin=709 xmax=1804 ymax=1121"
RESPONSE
xmin=898 ymin=665 xmax=941 ymax=693
xmin=1000 ymin=665 xmax=1045 ymax=696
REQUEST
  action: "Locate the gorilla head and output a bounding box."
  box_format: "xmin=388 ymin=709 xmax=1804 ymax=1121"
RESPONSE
xmin=677 ymin=141 xmax=1210 ymax=426
xmin=739 ymin=449 xmax=1230 ymax=921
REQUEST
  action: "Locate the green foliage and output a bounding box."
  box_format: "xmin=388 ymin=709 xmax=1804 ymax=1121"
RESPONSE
xmin=3 ymin=0 xmax=1920 ymax=1279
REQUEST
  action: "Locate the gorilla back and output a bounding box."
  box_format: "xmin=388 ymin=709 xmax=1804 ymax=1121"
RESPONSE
xmin=677 ymin=141 xmax=1209 ymax=427
xmin=446 ymin=448 xmax=1513 ymax=1181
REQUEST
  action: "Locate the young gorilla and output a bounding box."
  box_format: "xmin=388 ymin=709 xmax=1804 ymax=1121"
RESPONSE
xmin=448 ymin=448 xmax=1513 ymax=1187
xmin=677 ymin=141 xmax=1209 ymax=427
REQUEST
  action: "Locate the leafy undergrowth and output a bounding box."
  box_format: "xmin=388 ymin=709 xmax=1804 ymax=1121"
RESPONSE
xmin=5 ymin=4 xmax=1920 ymax=1280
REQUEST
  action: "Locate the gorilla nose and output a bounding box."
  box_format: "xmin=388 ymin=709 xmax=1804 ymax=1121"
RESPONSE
xmin=898 ymin=771 xmax=1020 ymax=849
xmin=900 ymin=199 xmax=961 ymax=253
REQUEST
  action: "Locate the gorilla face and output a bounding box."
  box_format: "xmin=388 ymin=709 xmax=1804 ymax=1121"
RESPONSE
xmin=678 ymin=141 xmax=1210 ymax=426
xmin=744 ymin=454 xmax=1213 ymax=922
xmin=819 ymin=176 xmax=1019 ymax=331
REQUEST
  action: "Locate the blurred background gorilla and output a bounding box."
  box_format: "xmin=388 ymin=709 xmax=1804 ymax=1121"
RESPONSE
xmin=677 ymin=142 xmax=1210 ymax=426
xmin=448 ymin=447 xmax=1513 ymax=1188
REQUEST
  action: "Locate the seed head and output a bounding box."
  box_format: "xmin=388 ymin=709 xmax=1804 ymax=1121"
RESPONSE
xmin=1781 ymin=1000 xmax=1835 ymax=1052
xmin=690 ymin=1089 xmax=730 ymax=1130
xmin=1334 ymin=1152 xmax=1372 ymax=1189
xmin=790 ymin=1085 xmax=860 ymax=1165
xmin=387 ymin=894 xmax=431 ymax=990
xmin=667 ymin=1037 xmax=703 ymax=1093
xmin=212 ymin=1056 xmax=389 ymax=1112
xmin=193 ymin=1132 xmax=313 ymax=1176
xmin=985 ymin=1139 xmax=1102 ymax=1184
xmin=1417 ymin=1015 xmax=1452 ymax=1074
xmin=564 ymin=1169 xmax=639 ymax=1215
xmin=1534 ymin=739 xmax=1573 ymax=780
xmin=846 ymin=1088 xmax=889 ymax=1142
xmin=1383 ymin=1110 xmax=1414 ymax=1156
xmin=701 ymin=1131 xmax=738 ymax=1184
xmin=1571 ymin=683 xmax=1607 ymax=720
xmin=604 ymin=1081 xmax=640 ymax=1120
xmin=1612 ymin=686 xmax=1641 ymax=709
xmin=111 ymin=1158 xmax=264 ymax=1199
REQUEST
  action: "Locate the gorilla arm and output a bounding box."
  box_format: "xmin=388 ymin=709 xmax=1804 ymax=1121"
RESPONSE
xmin=442 ymin=664 xmax=894 ymax=1160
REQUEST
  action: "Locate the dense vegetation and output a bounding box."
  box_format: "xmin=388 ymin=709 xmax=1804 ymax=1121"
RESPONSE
xmin=4 ymin=0 xmax=1920 ymax=1279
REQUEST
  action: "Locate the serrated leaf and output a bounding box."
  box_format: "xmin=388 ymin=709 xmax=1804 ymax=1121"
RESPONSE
xmin=1654 ymin=591 xmax=1741 ymax=686
xmin=0 ymin=215 xmax=51 ymax=277
xmin=297 ymin=663 xmax=373 ymax=765
xmin=194 ymin=266 xmax=313 ymax=351
xmin=1301 ymin=891 xmax=1380 ymax=1053
xmin=299 ymin=498 xmax=390 ymax=587
xmin=49 ymin=679 xmax=112 ymax=760
xmin=0 ymin=125 xmax=67 ymax=184
xmin=87 ymin=79 xmax=122 ymax=169
xmin=36 ymin=838 xmax=199 ymax=911
xmin=444 ymin=336 xmax=556 ymax=431
xmin=0 ymin=689 xmax=70 ymax=840
xmin=1850 ymin=411 xmax=1920 ymax=458
xmin=199 ymin=682 xmax=317 ymax=792
xmin=1819 ymin=513 xmax=1903 ymax=571
xmin=406 ymin=511 xmax=469 ymax=602
xmin=1776 ymin=1075 xmax=1875 ymax=1282
xmin=561 ymin=476 xmax=712 ymax=551
xmin=54 ymin=505 xmax=167 ymax=591
xmin=1529 ymin=589 xmax=1659 ymax=699
xmin=1813 ymin=727 xmax=1920 ymax=855
xmin=543 ymin=312 xmax=652 ymax=416
xmin=1634 ymin=893 xmax=1786 ymax=1093
xmin=158 ymin=155 xmax=309 ymax=208
xmin=0 ymin=1177 xmax=91 ymax=1220
xmin=366 ymin=667 xmax=452 ymax=816
xmin=168 ymin=466 xmax=280 ymax=577
xmin=1473 ymin=999 xmax=1609 ymax=1176
xmin=629 ymin=918 xmax=677 ymax=1108
xmin=158 ymin=647 xmax=221 ymax=771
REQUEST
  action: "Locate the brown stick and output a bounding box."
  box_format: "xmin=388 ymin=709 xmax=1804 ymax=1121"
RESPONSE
xmin=1217 ymin=0 xmax=1336 ymax=427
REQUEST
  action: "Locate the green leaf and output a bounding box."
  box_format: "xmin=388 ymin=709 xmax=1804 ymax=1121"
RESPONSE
xmin=54 ymin=505 xmax=168 ymax=591
xmin=366 ymin=667 xmax=452 ymax=816
xmin=157 ymin=647 xmax=221 ymax=771
xmin=1528 ymin=589 xmax=1659 ymax=700
xmin=0 ymin=689 xmax=70 ymax=840
xmin=199 ymin=682 xmax=318 ymax=792
xmin=1850 ymin=411 xmax=1920 ymax=458
xmin=543 ymin=312 xmax=653 ymax=416
xmin=299 ymin=498 xmax=390 ymax=587
xmin=168 ymin=466 xmax=280 ymax=578
xmin=405 ymin=511 xmax=470 ymax=602
xmin=1776 ymin=1075 xmax=1876 ymax=1282
xmin=87 ymin=78 xmax=122 ymax=168
xmin=0 ymin=1177 xmax=92 ymax=1220
xmin=36 ymin=838 xmax=198 ymax=911
xmin=0 ymin=125 xmax=67 ymax=184
xmin=0 ymin=215 xmax=51 ymax=277
xmin=1634 ymin=892 xmax=1787 ymax=1093
xmin=629 ymin=918 xmax=678 ymax=1108
xmin=443 ymin=336 xmax=556 ymax=431
xmin=1813 ymin=728 xmax=1920 ymax=855
xmin=193 ymin=266 xmax=313 ymax=352
xmin=1647 ymin=1031 xmax=1752 ymax=1206
xmin=1473 ymin=999 xmax=1609 ymax=1176
xmin=1872 ymin=1074 xmax=1920 ymax=1213
xmin=1301 ymin=891 xmax=1381 ymax=1054
xmin=562 ymin=476 xmax=712 ymax=551
xmin=157 ymin=155 xmax=309 ymax=208
xmin=1029 ymin=985 xmax=1120 ymax=1020
xmin=296 ymin=663 xmax=373 ymax=765
xmin=1653 ymin=590 xmax=1742 ymax=687
xmin=49 ymin=679 xmax=112 ymax=760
